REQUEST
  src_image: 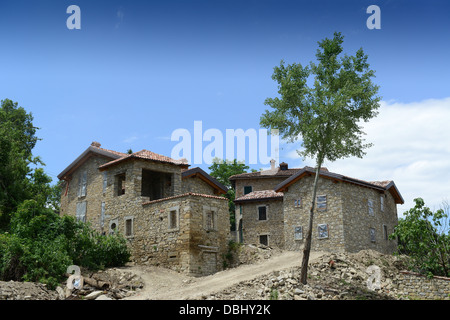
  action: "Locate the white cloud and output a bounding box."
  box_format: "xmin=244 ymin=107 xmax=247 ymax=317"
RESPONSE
xmin=278 ymin=97 xmax=450 ymax=216
xmin=324 ymin=97 xmax=450 ymax=216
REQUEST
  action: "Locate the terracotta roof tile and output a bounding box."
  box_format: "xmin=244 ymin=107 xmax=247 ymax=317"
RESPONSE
xmin=234 ymin=190 xmax=284 ymax=203
xmin=99 ymin=149 xmax=189 ymax=169
xmin=142 ymin=192 xmax=227 ymax=206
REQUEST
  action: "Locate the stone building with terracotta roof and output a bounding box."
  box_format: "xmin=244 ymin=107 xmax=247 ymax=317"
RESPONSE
xmin=231 ymin=160 xmax=404 ymax=254
xmin=58 ymin=142 xmax=229 ymax=276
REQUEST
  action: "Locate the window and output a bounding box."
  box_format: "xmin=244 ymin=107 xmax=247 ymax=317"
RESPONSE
xmin=78 ymin=171 xmax=87 ymax=197
xmin=168 ymin=208 xmax=179 ymax=231
xmin=125 ymin=217 xmax=133 ymax=237
xmin=294 ymin=198 xmax=302 ymax=208
xmin=76 ymin=201 xmax=86 ymax=222
xmin=244 ymin=186 xmax=253 ymax=195
xmin=100 ymin=202 xmax=105 ymax=228
xmin=318 ymin=224 xmax=329 ymax=239
xmin=370 ymin=228 xmax=376 ymax=242
xmin=383 ymin=225 xmax=388 ymax=240
xmin=102 ymin=172 xmax=107 ymax=194
xmin=259 ymin=234 xmax=268 ymax=246
xmin=206 ymin=211 xmax=215 ymax=231
xmin=317 ymin=195 xmax=327 ymax=211
xmin=109 ymin=218 xmax=118 ymax=235
xmin=258 ymin=206 xmax=267 ymax=221
xmin=294 ymin=226 xmax=303 ymax=240
xmin=380 ymin=196 xmax=384 ymax=212
xmin=368 ymin=199 xmax=374 ymax=216
xmin=115 ymin=173 xmax=126 ymax=196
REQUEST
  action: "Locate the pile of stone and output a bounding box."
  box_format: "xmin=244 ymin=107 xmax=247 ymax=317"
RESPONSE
xmin=205 ymin=250 xmax=410 ymax=300
xmin=58 ymin=267 xmax=145 ymax=300
xmin=0 ymin=281 xmax=58 ymax=300
xmin=228 ymin=244 xmax=282 ymax=268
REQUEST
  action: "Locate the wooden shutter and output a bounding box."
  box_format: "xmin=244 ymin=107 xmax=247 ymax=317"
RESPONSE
xmin=76 ymin=201 xmax=87 ymax=222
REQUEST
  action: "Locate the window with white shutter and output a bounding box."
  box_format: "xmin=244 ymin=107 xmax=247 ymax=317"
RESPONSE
xmin=76 ymin=201 xmax=87 ymax=222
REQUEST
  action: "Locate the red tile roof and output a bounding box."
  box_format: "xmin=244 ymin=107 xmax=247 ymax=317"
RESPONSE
xmin=142 ymin=192 xmax=228 ymax=205
xmin=234 ymin=190 xmax=284 ymax=203
xmin=98 ymin=149 xmax=189 ymax=169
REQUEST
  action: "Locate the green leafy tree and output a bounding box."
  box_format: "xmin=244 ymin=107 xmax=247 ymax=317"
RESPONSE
xmin=0 ymin=199 xmax=130 ymax=288
xmin=208 ymin=158 xmax=250 ymax=230
xmin=390 ymin=198 xmax=450 ymax=277
xmin=260 ymin=32 xmax=381 ymax=284
xmin=0 ymin=99 xmax=59 ymax=229
xmin=0 ymin=99 xmax=40 ymax=228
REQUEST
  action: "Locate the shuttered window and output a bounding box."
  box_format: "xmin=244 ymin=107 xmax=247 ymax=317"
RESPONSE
xmin=78 ymin=171 xmax=87 ymax=197
xmin=76 ymin=201 xmax=87 ymax=222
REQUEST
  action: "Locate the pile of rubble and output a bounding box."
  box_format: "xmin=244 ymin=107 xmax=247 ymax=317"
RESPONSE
xmin=0 ymin=280 xmax=58 ymax=300
xmin=205 ymin=249 xmax=410 ymax=300
xmin=0 ymin=267 xmax=144 ymax=300
xmin=58 ymin=267 xmax=145 ymax=300
xmin=227 ymin=243 xmax=283 ymax=268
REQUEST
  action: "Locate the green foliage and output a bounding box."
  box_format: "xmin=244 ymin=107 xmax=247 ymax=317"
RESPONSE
xmin=208 ymin=158 xmax=250 ymax=231
xmin=260 ymin=32 xmax=380 ymax=164
xmin=260 ymin=32 xmax=381 ymax=284
xmin=390 ymin=198 xmax=450 ymax=277
xmin=0 ymin=99 xmax=57 ymax=230
xmin=0 ymin=200 xmax=130 ymax=288
xmin=208 ymin=158 xmax=249 ymax=189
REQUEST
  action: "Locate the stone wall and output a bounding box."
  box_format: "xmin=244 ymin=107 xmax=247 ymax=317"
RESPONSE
xmin=60 ymin=155 xmax=230 ymax=276
xmin=238 ymin=199 xmax=284 ymax=248
xmin=282 ymin=175 xmax=398 ymax=254
xmin=140 ymin=194 xmax=229 ymax=276
xmin=234 ymin=177 xmax=287 ymax=199
xmin=59 ymin=154 xmax=111 ymax=231
xmin=341 ymin=182 xmax=398 ymax=254
xmin=283 ymin=175 xmax=345 ymax=252
xmin=397 ymin=271 xmax=450 ymax=300
xmin=181 ymin=175 xmax=216 ymax=195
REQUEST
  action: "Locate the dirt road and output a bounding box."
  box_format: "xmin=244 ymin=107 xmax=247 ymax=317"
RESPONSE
xmin=123 ymin=250 xmax=324 ymax=300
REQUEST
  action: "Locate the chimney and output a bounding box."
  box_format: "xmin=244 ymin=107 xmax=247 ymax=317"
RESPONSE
xmin=91 ymin=141 xmax=101 ymax=148
xmin=280 ymin=162 xmax=288 ymax=170
xmin=270 ymin=159 xmax=276 ymax=171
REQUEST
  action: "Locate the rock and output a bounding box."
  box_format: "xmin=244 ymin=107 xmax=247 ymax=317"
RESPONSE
xmin=84 ymin=290 xmax=104 ymax=300
xmin=95 ymin=294 xmax=113 ymax=300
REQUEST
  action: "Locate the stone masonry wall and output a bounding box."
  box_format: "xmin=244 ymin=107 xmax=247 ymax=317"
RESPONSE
xmin=61 ymin=155 xmax=230 ymax=276
xmin=239 ymin=199 xmax=284 ymax=248
xmin=397 ymin=271 xmax=450 ymax=299
xmin=181 ymin=175 xmax=216 ymax=195
xmin=59 ymin=155 xmax=111 ymax=231
xmin=283 ymin=175 xmax=345 ymax=252
xmin=234 ymin=177 xmax=287 ymax=199
xmin=341 ymin=182 xmax=398 ymax=254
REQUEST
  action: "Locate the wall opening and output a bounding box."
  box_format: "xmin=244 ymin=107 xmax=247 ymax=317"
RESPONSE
xmin=141 ymin=169 xmax=173 ymax=200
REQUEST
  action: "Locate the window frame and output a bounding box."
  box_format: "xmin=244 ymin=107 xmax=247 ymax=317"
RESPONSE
xmin=168 ymin=206 xmax=180 ymax=232
xmin=257 ymin=205 xmax=268 ymax=221
xmin=317 ymin=223 xmax=329 ymax=239
xmin=124 ymin=216 xmax=134 ymax=238
xmin=244 ymin=185 xmax=253 ymax=195
xmin=294 ymin=226 xmax=303 ymax=240
xmin=316 ymin=195 xmax=327 ymax=211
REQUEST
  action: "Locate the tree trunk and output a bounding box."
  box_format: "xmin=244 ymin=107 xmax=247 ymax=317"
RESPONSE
xmin=300 ymin=160 xmax=323 ymax=284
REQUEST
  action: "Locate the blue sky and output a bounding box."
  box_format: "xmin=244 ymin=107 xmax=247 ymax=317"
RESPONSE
xmin=1 ymin=0 xmax=450 ymax=214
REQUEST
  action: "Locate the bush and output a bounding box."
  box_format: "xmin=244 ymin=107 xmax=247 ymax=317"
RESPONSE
xmin=0 ymin=200 xmax=130 ymax=288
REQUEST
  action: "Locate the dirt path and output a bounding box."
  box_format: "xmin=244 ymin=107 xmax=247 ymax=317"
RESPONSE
xmin=123 ymin=250 xmax=325 ymax=300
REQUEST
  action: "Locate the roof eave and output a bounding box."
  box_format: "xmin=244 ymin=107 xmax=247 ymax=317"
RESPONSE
xmin=57 ymin=146 xmax=122 ymax=180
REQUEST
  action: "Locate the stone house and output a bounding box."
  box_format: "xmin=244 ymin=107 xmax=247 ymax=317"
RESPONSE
xmin=231 ymin=161 xmax=404 ymax=255
xmin=57 ymin=142 xmax=230 ymax=276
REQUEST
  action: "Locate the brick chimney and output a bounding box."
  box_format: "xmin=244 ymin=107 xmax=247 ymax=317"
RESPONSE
xmin=91 ymin=141 xmax=101 ymax=148
xmin=280 ymin=162 xmax=288 ymax=170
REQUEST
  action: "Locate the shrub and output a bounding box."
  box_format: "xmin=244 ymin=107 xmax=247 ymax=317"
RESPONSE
xmin=0 ymin=200 xmax=130 ymax=288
